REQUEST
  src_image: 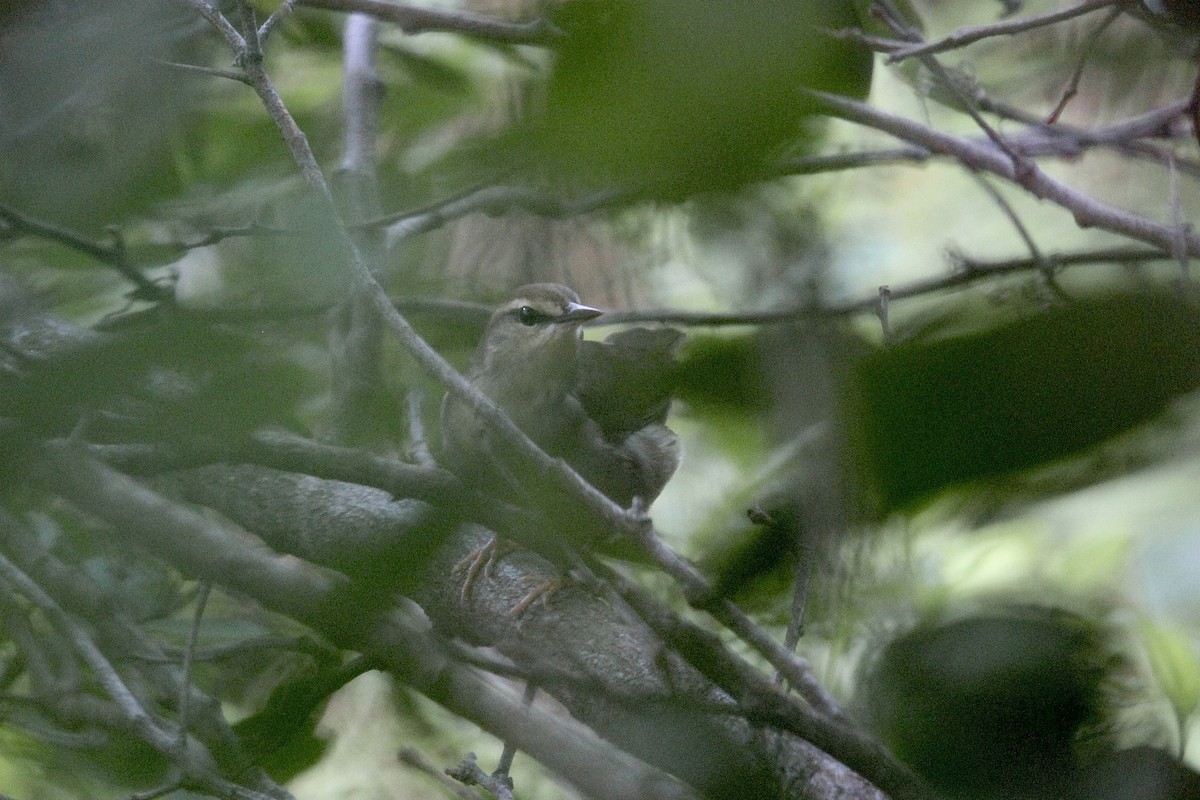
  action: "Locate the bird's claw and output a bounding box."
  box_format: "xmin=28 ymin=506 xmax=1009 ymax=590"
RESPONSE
xmin=510 ymin=577 xmax=565 ymax=617
xmin=453 ymin=536 xmax=505 ymax=602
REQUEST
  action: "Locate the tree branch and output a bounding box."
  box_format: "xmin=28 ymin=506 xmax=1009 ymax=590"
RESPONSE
xmin=19 ymin=444 xmax=702 ymax=800
xmin=886 ymin=0 xmax=1121 ymax=62
xmin=810 ymin=90 xmax=1200 ymax=257
xmin=296 ymin=0 xmax=560 ymax=45
xmin=327 ymin=12 xmax=387 ymax=444
xmin=0 ymin=203 xmax=168 ymax=302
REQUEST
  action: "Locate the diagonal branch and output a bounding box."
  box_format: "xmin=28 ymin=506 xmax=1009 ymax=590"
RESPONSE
xmin=886 ymin=0 xmax=1120 ymax=62
xmin=0 ymin=203 xmax=168 ymax=302
xmin=20 ymin=443 xmax=700 ymax=800
xmin=810 ymin=89 xmax=1200 ymax=257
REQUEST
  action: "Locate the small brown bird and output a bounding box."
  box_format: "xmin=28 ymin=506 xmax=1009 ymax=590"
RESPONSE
xmin=440 ymin=284 xmax=681 ymax=607
xmin=441 ymin=283 xmax=681 ymax=510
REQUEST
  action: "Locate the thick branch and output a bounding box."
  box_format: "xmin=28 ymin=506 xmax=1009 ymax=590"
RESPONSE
xmin=18 ymin=444 xmax=697 ymax=800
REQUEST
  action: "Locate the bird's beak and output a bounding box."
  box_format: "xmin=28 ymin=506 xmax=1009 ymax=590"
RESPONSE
xmin=562 ymin=302 xmax=604 ymax=323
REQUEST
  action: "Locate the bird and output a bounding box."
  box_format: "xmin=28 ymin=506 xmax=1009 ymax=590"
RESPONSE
xmin=441 ymin=283 xmax=680 ymax=507
xmin=439 ymin=283 xmax=682 ymax=605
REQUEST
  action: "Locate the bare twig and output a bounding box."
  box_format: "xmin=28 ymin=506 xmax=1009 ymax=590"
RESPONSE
xmin=775 ymin=146 xmax=932 ymax=174
xmin=887 ymin=0 xmax=1119 ymax=62
xmin=447 ymin=752 xmax=514 ymax=800
xmin=1046 ymin=4 xmax=1122 ymax=123
xmin=492 ymin=681 xmax=538 ymax=784
xmin=368 ymin=184 xmax=626 ymax=242
xmin=598 ymin=246 xmax=1179 ymax=327
xmin=810 ymin=89 xmax=1200 ymax=257
xmin=128 ymin=780 xmax=186 ymax=800
xmin=1168 ymin=150 xmax=1193 ymax=285
xmin=405 ymin=390 xmax=436 ymax=467
xmin=296 ymin=0 xmax=560 ymax=45
xmin=155 ymin=58 xmax=252 ymax=85
xmin=969 ymin=173 xmax=1051 ymax=279
xmin=327 ymin=12 xmax=387 ymax=444
xmin=176 ymin=581 xmax=212 ymax=747
xmin=876 ymin=286 xmax=892 ymax=343
xmin=177 ymin=0 xmax=246 ymax=52
xmin=181 ymin=221 xmax=302 ymax=248
xmin=397 ymin=747 xmax=481 ymax=800
xmin=976 ymin=94 xmax=1198 ymax=175
xmin=0 ymin=204 xmax=167 ymax=301
xmin=258 ymin=0 xmax=297 ymax=44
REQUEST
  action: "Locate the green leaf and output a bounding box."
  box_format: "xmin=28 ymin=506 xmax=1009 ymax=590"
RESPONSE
xmin=535 ymin=0 xmax=875 ymax=198
xmin=1140 ymin=619 xmax=1200 ymax=725
xmin=845 ymin=291 xmax=1200 ymax=513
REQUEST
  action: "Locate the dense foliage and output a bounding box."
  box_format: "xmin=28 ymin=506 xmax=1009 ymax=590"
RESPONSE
xmin=2 ymin=2 xmax=1200 ymax=799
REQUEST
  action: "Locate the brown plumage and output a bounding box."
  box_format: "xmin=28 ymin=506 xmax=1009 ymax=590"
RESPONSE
xmin=440 ymin=283 xmax=680 ymax=508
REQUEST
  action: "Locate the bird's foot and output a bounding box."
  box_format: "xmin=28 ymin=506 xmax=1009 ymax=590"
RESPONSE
xmin=510 ymin=577 xmax=566 ymax=617
xmin=452 ymin=535 xmax=513 ymax=602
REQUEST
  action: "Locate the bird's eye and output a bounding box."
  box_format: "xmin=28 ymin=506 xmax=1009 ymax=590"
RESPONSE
xmin=517 ymin=306 xmax=545 ymax=326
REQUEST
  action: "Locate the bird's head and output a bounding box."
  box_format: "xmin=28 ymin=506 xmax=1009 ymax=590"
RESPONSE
xmin=472 ymin=283 xmax=604 ymax=383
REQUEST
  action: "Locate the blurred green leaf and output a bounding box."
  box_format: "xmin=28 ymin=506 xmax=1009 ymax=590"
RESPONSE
xmin=1140 ymin=619 xmax=1200 ymax=731
xmin=861 ymin=605 xmax=1110 ymax=799
xmin=845 ymin=291 xmax=1200 ymax=513
xmin=673 ymin=332 xmax=770 ymax=415
xmin=0 ymin=1 xmax=208 ymax=231
xmin=535 ymin=0 xmax=875 ymax=198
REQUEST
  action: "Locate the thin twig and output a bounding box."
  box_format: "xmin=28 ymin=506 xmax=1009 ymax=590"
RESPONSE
xmin=1168 ymin=149 xmax=1193 ymax=285
xmin=405 ymin=390 xmax=436 ymax=467
xmin=177 ymin=0 xmax=246 ymax=52
xmin=876 ymin=286 xmax=892 ymax=344
xmin=154 ymin=59 xmax=252 ymax=85
xmin=446 ymin=752 xmax=515 ymax=800
xmin=0 ymin=552 xmax=179 ymax=755
xmin=367 ymin=184 xmax=626 ymax=240
xmin=809 ymin=89 xmax=1200 ymax=257
xmin=493 ymin=682 xmax=538 ymax=782
xmin=775 ymin=146 xmax=932 ymax=174
xmin=887 ymin=0 xmax=1119 ymax=62
xmin=258 ymin=0 xmax=297 ymax=44
xmin=128 ymin=780 xmax=185 ymax=800
xmin=977 ymin=94 xmax=1199 ymax=176
xmin=0 ymin=204 xmax=167 ymax=301
xmin=176 ymin=581 xmax=212 ymax=748
xmin=296 ymin=0 xmax=560 ymax=45
xmin=397 ymin=747 xmax=481 ymax=800
xmin=970 ymin=173 xmax=1044 ymax=265
xmin=873 ymin=0 xmax=1032 ymax=177
xmin=1046 ymin=4 xmax=1122 ymax=123
xmin=598 ymin=246 xmax=1179 ymax=327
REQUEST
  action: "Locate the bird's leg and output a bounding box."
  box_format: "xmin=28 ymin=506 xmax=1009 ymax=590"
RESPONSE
xmin=509 ymin=576 xmax=566 ymax=617
xmin=510 ymin=543 xmax=599 ymax=617
xmin=455 ymin=540 xmax=567 ymax=617
xmin=452 ymin=535 xmax=516 ymax=602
